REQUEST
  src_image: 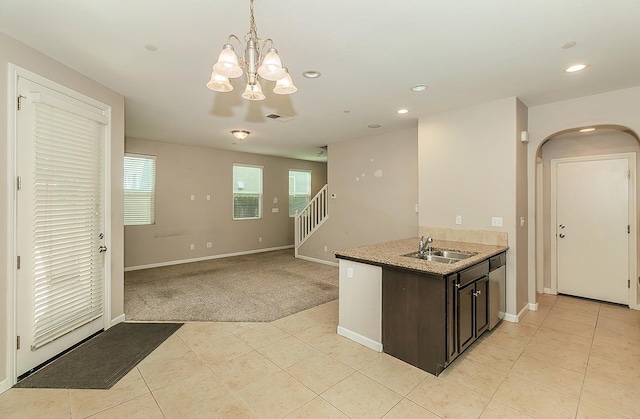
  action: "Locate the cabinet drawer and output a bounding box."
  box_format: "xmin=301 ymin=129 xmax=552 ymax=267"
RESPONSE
xmin=458 ymin=261 xmax=489 ymax=287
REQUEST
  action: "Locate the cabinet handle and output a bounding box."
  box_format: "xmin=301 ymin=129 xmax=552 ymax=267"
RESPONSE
xmin=454 ymin=283 xmax=461 ymax=288
xmin=473 ymin=290 xmax=482 ymax=297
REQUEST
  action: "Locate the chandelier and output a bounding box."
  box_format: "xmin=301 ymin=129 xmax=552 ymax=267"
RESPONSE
xmin=206 ymin=0 xmax=297 ymax=100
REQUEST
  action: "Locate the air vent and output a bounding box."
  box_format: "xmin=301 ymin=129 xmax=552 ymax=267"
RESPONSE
xmin=264 ymin=113 xmax=293 ymax=122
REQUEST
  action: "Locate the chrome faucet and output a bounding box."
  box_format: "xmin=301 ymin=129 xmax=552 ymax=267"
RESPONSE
xmin=418 ymin=235 xmax=434 ymax=257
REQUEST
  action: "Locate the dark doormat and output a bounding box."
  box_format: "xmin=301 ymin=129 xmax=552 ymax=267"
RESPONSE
xmin=14 ymin=322 xmax=182 ymax=389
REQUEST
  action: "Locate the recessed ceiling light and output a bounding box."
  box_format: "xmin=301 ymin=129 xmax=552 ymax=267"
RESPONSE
xmin=397 ymin=109 xmax=409 ymax=114
xmin=411 ymin=84 xmax=427 ymax=92
xmin=368 ymin=124 xmax=381 ymax=129
xmin=565 ymin=64 xmax=588 ymax=73
xmin=302 ymin=70 xmax=321 ymax=79
xmin=144 ymin=44 xmax=158 ymax=52
xmin=579 ymin=127 xmax=596 ymax=133
xmin=562 ymin=41 xmax=576 ymax=49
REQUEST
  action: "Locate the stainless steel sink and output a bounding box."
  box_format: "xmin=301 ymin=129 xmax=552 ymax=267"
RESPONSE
xmin=404 ymin=249 xmax=476 ymax=264
xmin=404 ymin=252 xmax=462 ymax=264
xmin=433 ymin=250 xmax=474 ymax=260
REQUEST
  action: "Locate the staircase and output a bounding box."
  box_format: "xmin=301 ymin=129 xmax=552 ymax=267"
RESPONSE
xmin=294 ymin=184 xmax=329 ymax=256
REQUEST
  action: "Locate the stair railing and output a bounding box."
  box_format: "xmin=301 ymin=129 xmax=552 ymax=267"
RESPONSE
xmin=294 ymin=184 xmax=329 ymax=255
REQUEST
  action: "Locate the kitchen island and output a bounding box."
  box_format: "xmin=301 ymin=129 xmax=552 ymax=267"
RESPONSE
xmin=335 ymin=237 xmax=508 ymax=376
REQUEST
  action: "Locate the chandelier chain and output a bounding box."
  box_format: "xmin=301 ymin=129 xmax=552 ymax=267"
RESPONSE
xmin=248 ymin=0 xmax=258 ymax=42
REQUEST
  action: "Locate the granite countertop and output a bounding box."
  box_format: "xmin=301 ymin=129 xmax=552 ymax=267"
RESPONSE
xmin=334 ymin=237 xmax=508 ymax=276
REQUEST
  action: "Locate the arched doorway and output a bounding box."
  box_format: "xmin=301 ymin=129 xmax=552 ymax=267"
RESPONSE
xmin=534 ymin=125 xmax=639 ymax=307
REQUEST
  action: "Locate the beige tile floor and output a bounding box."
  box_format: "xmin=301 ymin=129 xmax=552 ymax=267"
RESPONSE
xmin=1 ymin=294 xmax=639 ymax=418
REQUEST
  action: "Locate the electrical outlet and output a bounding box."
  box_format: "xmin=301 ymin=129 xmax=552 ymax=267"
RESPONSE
xmin=455 ymin=215 xmax=462 ymax=225
xmin=346 ymin=267 xmax=354 ymax=278
xmin=491 ymin=217 xmax=503 ymax=227
xmin=324 ymin=246 xmax=328 ymax=252
xmin=190 ymin=244 xmax=195 ymax=250
xmin=272 ymin=208 xmax=279 ymax=213
xmin=207 ymin=242 xmax=212 ymax=248
xmin=259 ymin=237 xmax=262 ymax=242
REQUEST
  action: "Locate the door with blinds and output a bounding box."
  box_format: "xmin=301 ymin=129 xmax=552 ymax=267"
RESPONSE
xmin=16 ymin=77 xmax=107 ymax=376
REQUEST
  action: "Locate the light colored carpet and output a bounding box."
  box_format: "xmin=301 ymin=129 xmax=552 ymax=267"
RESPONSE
xmin=124 ymin=249 xmax=338 ymax=322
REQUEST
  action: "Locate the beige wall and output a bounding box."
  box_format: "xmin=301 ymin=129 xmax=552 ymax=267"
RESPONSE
xmin=529 ymin=86 xmax=640 ymax=309
xmin=299 ymin=128 xmax=419 ymax=263
xmin=0 ymin=31 xmax=125 ymax=388
xmin=418 ymin=97 xmax=526 ymax=317
xmin=124 ymin=138 xmax=327 ymax=268
xmin=539 ymin=130 xmax=640 ymax=289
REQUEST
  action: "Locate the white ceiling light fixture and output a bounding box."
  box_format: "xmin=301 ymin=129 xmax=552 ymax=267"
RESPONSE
xmin=302 ymin=70 xmax=321 ymax=79
xmin=231 ymin=130 xmax=250 ymax=141
xmin=564 ymin=63 xmax=588 ymax=73
xmin=397 ymin=109 xmax=409 ymax=114
xmin=411 ymin=84 xmax=427 ymax=92
xmin=206 ymin=0 xmax=296 ymax=100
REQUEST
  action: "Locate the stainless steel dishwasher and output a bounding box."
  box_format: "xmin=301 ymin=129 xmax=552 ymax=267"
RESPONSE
xmin=488 ymin=252 xmax=506 ymax=330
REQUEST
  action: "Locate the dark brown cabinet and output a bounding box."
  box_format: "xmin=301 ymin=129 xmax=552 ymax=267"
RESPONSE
xmin=457 ymin=275 xmax=489 ymax=353
xmin=382 ymin=260 xmax=490 ymax=376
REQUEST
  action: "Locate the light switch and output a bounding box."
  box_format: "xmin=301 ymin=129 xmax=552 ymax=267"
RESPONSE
xmin=273 ymin=197 xmax=278 ymax=204
xmin=190 ymin=195 xmax=195 ymax=201
xmin=455 ymin=215 xmax=462 ymax=225
xmin=346 ymin=267 xmax=354 ymax=278
xmin=520 ymin=217 xmax=525 ymax=227
xmin=207 ymin=195 xmax=211 ymax=201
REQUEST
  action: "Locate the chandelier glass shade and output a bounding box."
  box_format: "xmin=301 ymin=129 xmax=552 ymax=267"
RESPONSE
xmin=206 ymin=0 xmax=297 ymax=100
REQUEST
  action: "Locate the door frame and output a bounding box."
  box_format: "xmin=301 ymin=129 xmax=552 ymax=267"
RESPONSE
xmin=550 ymin=153 xmax=637 ymax=307
xmin=6 ymin=64 xmax=112 ymax=384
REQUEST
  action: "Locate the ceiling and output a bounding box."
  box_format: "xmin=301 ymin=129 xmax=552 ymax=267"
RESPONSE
xmin=2 ymin=0 xmax=640 ymax=162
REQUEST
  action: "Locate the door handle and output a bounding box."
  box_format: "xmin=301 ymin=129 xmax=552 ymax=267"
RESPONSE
xmin=99 ymin=245 xmax=108 ymax=253
xmin=559 ymin=233 xmax=565 ymax=238
xmin=559 ymin=224 xmax=565 ymax=229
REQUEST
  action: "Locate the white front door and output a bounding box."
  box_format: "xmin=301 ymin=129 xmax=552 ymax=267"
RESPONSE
xmin=16 ymin=77 xmax=107 ymax=376
xmin=554 ymin=156 xmax=630 ymax=305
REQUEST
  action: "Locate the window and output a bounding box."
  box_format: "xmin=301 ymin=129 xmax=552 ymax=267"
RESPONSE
xmin=124 ymin=154 xmax=156 ymax=225
xmin=233 ymin=164 xmax=262 ymax=220
xmin=289 ymin=170 xmax=311 ymax=216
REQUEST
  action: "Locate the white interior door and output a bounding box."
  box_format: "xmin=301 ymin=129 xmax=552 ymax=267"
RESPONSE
xmin=16 ymin=77 xmax=107 ymax=376
xmin=554 ymin=156 xmax=629 ymax=305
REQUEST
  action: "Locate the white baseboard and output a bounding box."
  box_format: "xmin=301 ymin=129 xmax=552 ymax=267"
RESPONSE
xmin=109 ymin=313 xmax=125 ymax=328
xmin=124 ymin=245 xmax=295 ymax=272
xmin=296 ymin=254 xmax=339 ymax=267
xmin=504 ymin=304 xmax=531 ymax=323
xmin=528 ymin=302 xmax=539 ymax=312
xmin=337 ymin=326 xmax=383 ymax=352
xmin=0 ymin=377 xmax=11 ymax=395
xmin=543 ymin=287 xmax=553 ymax=294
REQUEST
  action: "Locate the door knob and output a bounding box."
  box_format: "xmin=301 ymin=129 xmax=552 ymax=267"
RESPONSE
xmin=559 ymin=233 xmax=565 ymax=238
xmin=99 ymin=245 xmax=108 ymax=253
xmin=559 ymin=224 xmax=565 ymax=229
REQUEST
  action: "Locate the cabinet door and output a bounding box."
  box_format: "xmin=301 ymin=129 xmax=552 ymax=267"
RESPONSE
xmin=446 ymin=275 xmax=459 ymax=363
xmin=458 ymin=282 xmax=475 ymax=353
xmin=474 ymin=276 xmax=489 ymax=336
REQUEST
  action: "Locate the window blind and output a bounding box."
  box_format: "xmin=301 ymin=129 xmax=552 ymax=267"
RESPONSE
xmin=124 ymin=155 xmax=156 ymax=225
xmin=31 ymin=100 xmax=104 ymax=350
xmin=233 ymin=164 xmax=262 ymax=220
